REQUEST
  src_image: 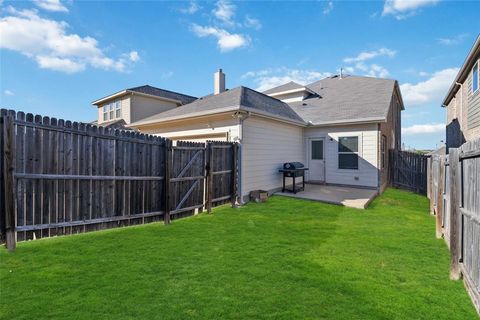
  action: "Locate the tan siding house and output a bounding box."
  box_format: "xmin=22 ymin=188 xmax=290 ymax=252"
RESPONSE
xmin=92 ymin=85 xmax=197 ymax=127
xmin=443 ymin=35 xmax=480 ymax=149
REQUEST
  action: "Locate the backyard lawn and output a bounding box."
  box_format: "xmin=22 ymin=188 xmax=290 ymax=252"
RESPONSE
xmin=0 ymin=189 xmax=477 ymax=319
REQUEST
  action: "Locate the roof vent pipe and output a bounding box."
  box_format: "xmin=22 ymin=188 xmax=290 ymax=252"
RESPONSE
xmin=340 ymin=67 xmax=343 ymax=79
xmin=214 ymin=69 xmax=226 ymax=95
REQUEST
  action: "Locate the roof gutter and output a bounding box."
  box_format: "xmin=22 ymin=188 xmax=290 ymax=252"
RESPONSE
xmin=308 ymin=117 xmax=386 ymax=127
xmin=442 ymin=34 xmax=480 ymax=106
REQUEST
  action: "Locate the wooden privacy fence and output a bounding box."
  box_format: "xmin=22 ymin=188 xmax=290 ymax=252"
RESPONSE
xmin=428 ymin=138 xmax=480 ymax=313
xmin=0 ymin=109 xmax=239 ymax=250
xmin=389 ymin=149 xmax=428 ymax=195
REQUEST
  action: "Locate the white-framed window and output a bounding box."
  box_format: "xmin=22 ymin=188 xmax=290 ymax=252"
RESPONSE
xmin=338 ymin=136 xmax=359 ymax=170
xmin=109 ymin=103 xmax=114 ymax=119
xmin=115 ymin=101 xmax=121 ymax=118
xmin=103 ymin=105 xmax=108 ymax=121
xmin=381 ymin=135 xmax=387 ymax=169
xmin=473 ymin=61 xmax=479 ymax=94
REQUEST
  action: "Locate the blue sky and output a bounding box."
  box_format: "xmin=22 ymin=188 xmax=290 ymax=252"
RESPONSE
xmin=1 ymin=0 xmax=479 ymax=150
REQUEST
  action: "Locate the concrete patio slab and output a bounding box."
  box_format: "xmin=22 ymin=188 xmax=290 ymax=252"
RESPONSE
xmin=275 ymin=184 xmax=378 ymax=209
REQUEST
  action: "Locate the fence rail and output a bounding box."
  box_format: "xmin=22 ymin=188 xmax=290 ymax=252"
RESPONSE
xmin=428 ymin=138 xmax=480 ymax=313
xmin=0 ymin=109 xmax=239 ymax=250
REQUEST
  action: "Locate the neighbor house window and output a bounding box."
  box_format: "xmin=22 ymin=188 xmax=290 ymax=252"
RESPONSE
xmin=338 ymin=136 xmax=359 ymax=170
xmin=311 ymin=140 xmax=324 ymax=160
xmin=473 ymin=62 xmax=479 ymax=93
xmin=381 ymin=135 xmax=386 ymax=169
xmin=115 ymin=101 xmax=121 ymax=118
xmin=103 ymin=105 xmax=108 ymax=121
xmin=109 ymin=103 xmax=114 ymax=119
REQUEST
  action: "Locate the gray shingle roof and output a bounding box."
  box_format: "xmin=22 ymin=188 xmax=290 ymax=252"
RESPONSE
xmin=263 ymin=81 xmax=305 ymax=94
xmin=288 ymin=75 xmax=398 ymax=125
xmin=129 ymin=86 xmax=305 ymax=126
xmin=128 ymin=85 xmax=197 ymax=105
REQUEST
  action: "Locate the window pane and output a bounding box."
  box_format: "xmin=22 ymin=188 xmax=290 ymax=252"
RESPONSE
xmin=473 ymin=64 xmax=478 ymax=92
xmin=338 ymin=136 xmax=358 ymax=152
xmin=103 ymin=112 xmax=108 ymax=121
xmin=110 ymin=103 xmax=114 ymax=111
xmin=339 ymin=153 xmax=358 ymax=169
xmin=116 ymin=108 xmax=121 ymax=118
xmin=311 ymin=140 xmax=323 ymax=160
xmin=116 ymin=101 xmax=121 ymax=109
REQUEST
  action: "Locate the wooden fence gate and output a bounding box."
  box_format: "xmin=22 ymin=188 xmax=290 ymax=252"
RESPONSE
xmin=0 ymin=109 xmax=239 ymax=250
xmin=389 ymin=149 xmax=428 ymax=195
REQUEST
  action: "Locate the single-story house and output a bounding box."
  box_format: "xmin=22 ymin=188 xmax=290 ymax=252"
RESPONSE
xmin=92 ymin=70 xmax=404 ymax=203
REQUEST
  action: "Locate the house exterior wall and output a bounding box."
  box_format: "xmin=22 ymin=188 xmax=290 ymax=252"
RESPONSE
xmin=97 ymin=95 xmax=131 ymax=124
xmin=379 ymin=90 xmax=402 ymax=192
xmin=446 ymin=57 xmax=480 ymax=149
xmin=96 ymin=94 xmax=180 ymax=125
xmin=304 ymin=123 xmax=379 ymax=189
xmin=240 ymin=116 xmax=304 ymax=200
xmin=132 ymin=114 xmax=240 ymax=143
xmin=465 ymin=59 xmax=480 ymax=139
xmin=129 ymin=95 xmax=179 ymax=124
xmin=269 ymin=92 xmax=308 ymax=103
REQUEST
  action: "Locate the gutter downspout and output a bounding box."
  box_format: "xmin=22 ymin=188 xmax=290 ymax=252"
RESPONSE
xmin=234 ymin=111 xmax=250 ymax=205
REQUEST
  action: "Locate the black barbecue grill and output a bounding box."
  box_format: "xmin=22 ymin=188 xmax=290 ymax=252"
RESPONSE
xmin=278 ymin=162 xmax=308 ymax=194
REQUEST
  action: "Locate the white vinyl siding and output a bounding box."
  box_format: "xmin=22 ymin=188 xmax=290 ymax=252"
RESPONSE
xmin=137 ymin=115 xmax=240 ymax=143
xmin=241 ymin=116 xmax=304 ymax=198
xmin=304 ymin=124 xmax=379 ymax=188
xmin=468 ymin=60 xmax=480 ymax=130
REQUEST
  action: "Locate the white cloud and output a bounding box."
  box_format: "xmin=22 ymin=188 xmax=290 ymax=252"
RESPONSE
xmin=242 ymin=67 xmax=332 ymax=92
xmin=244 ymin=15 xmax=262 ymax=30
xmin=191 ymin=24 xmax=250 ymax=52
xmin=402 ymin=123 xmax=445 ymax=135
xmin=400 ymin=68 xmax=459 ymax=106
xmin=4 ymin=89 xmax=14 ymax=96
xmin=365 ymin=64 xmax=390 ymax=78
xmin=33 ymin=0 xmax=68 ymax=12
xmin=128 ymin=51 xmax=140 ymax=62
xmin=382 ymin=0 xmax=439 ymax=19
xmin=179 ymin=1 xmax=200 ymax=14
xmin=438 ymin=33 xmax=469 ymax=46
xmin=344 ymin=48 xmax=396 ymax=63
xmin=35 ymin=55 xmax=85 ymax=73
xmin=213 ymin=0 xmax=236 ymax=26
xmin=0 ymin=7 xmax=139 ymax=73
xmin=323 ymin=1 xmax=334 ymax=15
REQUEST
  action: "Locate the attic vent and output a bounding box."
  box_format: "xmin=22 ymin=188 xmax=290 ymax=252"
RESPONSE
xmin=302 ymin=103 xmax=307 ymax=106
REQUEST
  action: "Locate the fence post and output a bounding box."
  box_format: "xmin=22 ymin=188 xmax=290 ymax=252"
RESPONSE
xmin=231 ymin=143 xmax=238 ymax=208
xmin=448 ymin=148 xmax=461 ymax=280
xmin=164 ymin=139 xmax=172 ymax=224
xmin=435 ymin=156 xmax=444 ymax=239
xmin=206 ymin=142 xmax=213 ymax=213
xmin=3 ymin=114 xmax=16 ymax=250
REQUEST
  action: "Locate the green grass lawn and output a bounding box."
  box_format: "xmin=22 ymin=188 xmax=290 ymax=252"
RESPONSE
xmin=0 ymin=189 xmax=478 ymax=319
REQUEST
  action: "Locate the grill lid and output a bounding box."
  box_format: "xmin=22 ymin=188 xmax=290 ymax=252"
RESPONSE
xmin=283 ymin=162 xmax=305 ymax=170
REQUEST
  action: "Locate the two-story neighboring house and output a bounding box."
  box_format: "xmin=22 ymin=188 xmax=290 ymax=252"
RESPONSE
xmin=443 ymin=35 xmax=480 ymax=150
xmin=91 ymin=85 xmax=197 ymax=127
